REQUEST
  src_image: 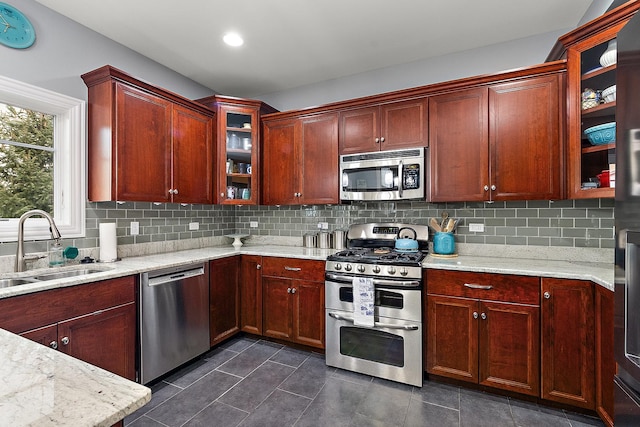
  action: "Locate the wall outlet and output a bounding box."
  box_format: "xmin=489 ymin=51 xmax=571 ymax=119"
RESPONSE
xmin=469 ymin=223 xmax=485 ymax=233
xmin=250 ymin=221 xmax=259 ymax=228
xmin=130 ymin=221 xmax=139 ymax=235
xmin=189 ymin=222 xmax=199 ymax=231
xmin=318 ymin=222 xmax=329 ymax=230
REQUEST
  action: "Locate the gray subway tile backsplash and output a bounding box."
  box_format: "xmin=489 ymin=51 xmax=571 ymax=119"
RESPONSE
xmin=0 ymin=199 xmax=615 ymax=258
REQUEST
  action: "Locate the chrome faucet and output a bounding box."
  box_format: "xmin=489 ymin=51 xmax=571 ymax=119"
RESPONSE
xmin=15 ymin=209 xmax=62 ymax=272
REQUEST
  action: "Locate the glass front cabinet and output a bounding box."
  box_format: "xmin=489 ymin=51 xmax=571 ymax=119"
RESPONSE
xmin=551 ymin=2 xmax=639 ymax=199
xmin=197 ymin=96 xmax=277 ymax=204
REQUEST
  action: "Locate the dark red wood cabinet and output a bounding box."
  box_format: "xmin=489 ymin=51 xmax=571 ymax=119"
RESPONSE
xmin=0 ymin=276 xmax=137 ymax=381
xmin=210 ymin=256 xmax=241 ymax=346
xmin=338 ymin=98 xmax=428 ymax=154
xmin=240 ymin=255 xmax=263 ymax=335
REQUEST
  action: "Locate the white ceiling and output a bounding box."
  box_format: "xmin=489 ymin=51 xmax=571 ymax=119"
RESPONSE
xmin=35 ymin=0 xmax=594 ymax=98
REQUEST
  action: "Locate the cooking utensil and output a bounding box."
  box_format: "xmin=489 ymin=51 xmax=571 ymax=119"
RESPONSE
xmin=395 ymin=227 xmax=419 ymax=252
xmin=429 ymin=217 xmax=442 ymax=232
xmin=440 ymin=211 xmax=449 ymax=230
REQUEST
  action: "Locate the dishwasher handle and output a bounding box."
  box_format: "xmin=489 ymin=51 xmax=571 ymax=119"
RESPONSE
xmin=146 ymin=266 xmax=205 ymax=286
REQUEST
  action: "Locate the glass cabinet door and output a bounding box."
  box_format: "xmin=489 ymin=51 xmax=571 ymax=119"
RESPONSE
xmin=222 ymin=109 xmax=257 ymax=204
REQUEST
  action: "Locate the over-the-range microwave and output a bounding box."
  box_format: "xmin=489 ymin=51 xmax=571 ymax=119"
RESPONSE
xmin=340 ymin=147 xmax=425 ymax=201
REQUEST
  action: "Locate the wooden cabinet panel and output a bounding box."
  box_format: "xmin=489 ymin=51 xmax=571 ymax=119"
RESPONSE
xmin=262 ymin=113 xmax=339 ymax=205
xmin=426 ymin=295 xmax=478 ymax=382
xmin=262 ymin=257 xmax=325 ymax=281
xmin=380 ymin=98 xmax=429 ymax=151
xmin=262 ymin=118 xmax=299 ymax=205
xmin=210 ymin=256 xmax=240 ymax=346
xmin=339 ymin=106 xmax=379 ymax=154
xmin=429 ymin=88 xmax=489 ymax=202
xmin=541 ymin=278 xmax=595 ymax=409
xmin=172 ymin=104 xmax=214 ymax=204
xmin=489 ymin=74 xmax=562 ymax=200
xmin=596 ymin=286 xmax=614 ymax=426
xmin=479 ymin=301 xmax=539 ymax=396
xmin=339 ymin=99 xmax=428 ymax=155
xmin=293 ymin=279 xmax=325 ymax=348
xmin=240 ymin=255 xmax=263 ymax=335
xmin=115 ymin=83 xmax=173 ymax=202
xmin=300 ymin=113 xmax=339 ymax=204
xmin=262 ymin=276 xmax=293 ymax=341
xmin=58 ymin=302 xmax=136 ymax=380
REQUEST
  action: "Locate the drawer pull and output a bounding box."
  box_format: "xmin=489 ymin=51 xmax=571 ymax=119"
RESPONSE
xmin=464 ymin=283 xmax=493 ymax=290
xmin=284 ymin=266 xmax=302 ymax=272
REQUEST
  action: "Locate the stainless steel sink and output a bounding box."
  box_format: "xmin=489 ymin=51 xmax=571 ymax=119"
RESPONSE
xmin=0 ymin=278 xmax=39 ymax=288
xmin=31 ymin=268 xmax=107 ymax=281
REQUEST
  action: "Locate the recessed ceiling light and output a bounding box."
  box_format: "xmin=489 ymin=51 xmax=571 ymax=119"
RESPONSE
xmin=223 ymin=32 xmax=244 ymax=47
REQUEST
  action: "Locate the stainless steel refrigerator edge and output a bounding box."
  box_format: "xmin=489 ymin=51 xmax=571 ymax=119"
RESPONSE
xmin=139 ymin=263 xmax=210 ymax=384
xmin=614 ymin=10 xmax=640 ymax=425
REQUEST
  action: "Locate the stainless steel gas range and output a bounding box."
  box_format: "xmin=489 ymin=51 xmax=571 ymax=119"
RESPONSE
xmin=325 ymin=223 xmax=428 ymax=387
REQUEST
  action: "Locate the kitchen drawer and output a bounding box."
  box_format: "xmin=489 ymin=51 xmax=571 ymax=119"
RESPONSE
xmin=426 ymin=269 xmax=539 ymax=305
xmin=0 ymin=276 xmax=136 ymax=334
xmin=262 ymin=257 xmax=324 ymax=281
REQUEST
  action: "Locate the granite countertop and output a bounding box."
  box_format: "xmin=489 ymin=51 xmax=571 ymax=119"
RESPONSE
xmin=0 ymin=328 xmax=150 ymax=427
xmin=0 ymin=244 xmax=614 ymax=299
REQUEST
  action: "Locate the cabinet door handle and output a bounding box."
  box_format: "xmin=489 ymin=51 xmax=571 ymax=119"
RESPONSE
xmin=483 ymin=185 xmax=489 ymax=191
xmin=220 ymin=192 xmax=225 ymax=197
xmin=291 ymin=288 xmax=296 ymax=294
xmin=543 ymin=291 xmax=550 ymax=299
xmin=61 ymin=336 xmax=69 ymax=346
xmin=481 ymin=312 xmax=487 ymax=320
xmin=256 ymin=264 xmax=261 ymax=270
xmin=473 ymin=312 xmax=479 ymax=319
xmin=49 ymin=341 xmax=58 ymax=350
xmin=285 ymin=266 xmax=302 ymax=271
xmin=464 ymin=283 xmax=493 ymax=290
xmin=287 ymin=287 xmax=292 ymax=294
xmin=490 ymin=185 xmax=496 ymax=191
xmin=380 ymin=137 xmax=385 ymax=143
xmin=375 ymin=137 xmax=380 ymax=143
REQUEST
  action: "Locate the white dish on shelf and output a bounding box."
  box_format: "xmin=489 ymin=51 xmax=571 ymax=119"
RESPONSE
xmin=602 ymin=85 xmax=616 ymax=103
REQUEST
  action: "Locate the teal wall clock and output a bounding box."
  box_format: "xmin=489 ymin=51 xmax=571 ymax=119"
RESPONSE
xmin=0 ymin=2 xmax=35 ymax=49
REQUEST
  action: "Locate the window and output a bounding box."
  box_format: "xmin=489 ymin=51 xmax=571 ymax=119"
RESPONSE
xmin=0 ymin=75 xmax=85 ymax=242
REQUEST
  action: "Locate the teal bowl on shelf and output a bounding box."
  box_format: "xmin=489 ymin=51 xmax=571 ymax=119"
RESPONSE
xmin=584 ymin=122 xmax=616 ymax=145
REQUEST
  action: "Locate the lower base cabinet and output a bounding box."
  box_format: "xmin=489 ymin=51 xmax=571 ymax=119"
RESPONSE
xmin=426 ymin=270 xmax=540 ymax=396
xmin=0 ymin=276 xmax=136 ymax=381
xmin=240 ymin=255 xmax=263 ymax=335
xmin=262 ymin=257 xmax=325 ymax=349
xmin=210 ymin=256 xmax=240 ymax=346
xmin=541 ymin=278 xmax=595 ymax=410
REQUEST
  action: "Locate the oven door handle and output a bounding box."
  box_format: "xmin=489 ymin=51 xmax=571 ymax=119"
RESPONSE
xmin=325 ymin=273 xmax=420 ymax=288
xmin=328 ymin=312 xmax=419 ymax=331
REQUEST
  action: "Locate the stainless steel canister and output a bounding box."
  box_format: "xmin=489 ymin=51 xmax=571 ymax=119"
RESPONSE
xmin=317 ymin=231 xmax=331 ymax=249
xmin=332 ymin=229 xmax=346 ymax=249
xmin=303 ymin=233 xmax=317 ymax=248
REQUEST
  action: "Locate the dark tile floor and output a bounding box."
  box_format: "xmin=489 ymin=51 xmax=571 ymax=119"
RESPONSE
xmin=125 ymin=336 xmax=604 ymax=427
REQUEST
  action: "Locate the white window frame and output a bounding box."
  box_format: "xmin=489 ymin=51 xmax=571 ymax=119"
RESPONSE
xmin=0 ymin=75 xmax=85 ymax=242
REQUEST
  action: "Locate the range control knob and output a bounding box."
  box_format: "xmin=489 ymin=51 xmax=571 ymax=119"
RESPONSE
xmin=357 ymin=265 xmax=366 ymax=273
xmin=399 ymin=267 xmax=409 ymax=276
xmin=387 ymin=266 xmax=396 ymax=275
xmin=372 ymin=266 xmax=381 ymax=274
xmin=334 ymin=263 xmax=342 ymax=271
xmin=345 ymin=264 xmax=353 ymax=272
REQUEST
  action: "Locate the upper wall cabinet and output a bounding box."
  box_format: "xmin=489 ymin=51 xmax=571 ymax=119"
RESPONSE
xmin=338 ymin=98 xmax=428 ymax=155
xmin=196 ymin=96 xmax=277 ymax=205
xmin=547 ymin=2 xmax=640 ymax=199
xmin=262 ymin=112 xmax=339 ymax=205
xmin=429 ymin=65 xmax=565 ymax=202
xmin=82 ymin=65 xmax=215 ymax=204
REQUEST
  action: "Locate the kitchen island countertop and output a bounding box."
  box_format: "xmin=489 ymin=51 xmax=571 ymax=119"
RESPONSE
xmin=0 ymin=328 xmax=150 ymax=427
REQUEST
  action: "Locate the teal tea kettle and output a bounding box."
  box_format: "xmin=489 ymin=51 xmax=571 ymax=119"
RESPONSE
xmin=395 ymin=227 xmax=419 ymax=252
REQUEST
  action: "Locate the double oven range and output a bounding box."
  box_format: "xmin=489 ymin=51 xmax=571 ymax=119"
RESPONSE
xmin=325 ymin=223 xmax=428 ymax=387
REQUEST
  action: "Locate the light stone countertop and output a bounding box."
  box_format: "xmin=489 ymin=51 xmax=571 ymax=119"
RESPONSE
xmin=0 ymin=244 xmax=613 ymax=299
xmin=0 ymin=328 xmax=150 ymax=427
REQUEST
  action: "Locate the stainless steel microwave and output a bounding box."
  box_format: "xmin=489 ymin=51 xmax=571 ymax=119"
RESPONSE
xmin=340 ymin=147 xmax=425 ymax=201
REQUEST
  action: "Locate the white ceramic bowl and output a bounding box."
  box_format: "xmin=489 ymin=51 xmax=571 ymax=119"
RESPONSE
xmin=600 ymin=40 xmax=617 ymax=67
xmin=602 ymin=85 xmax=616 ymax=103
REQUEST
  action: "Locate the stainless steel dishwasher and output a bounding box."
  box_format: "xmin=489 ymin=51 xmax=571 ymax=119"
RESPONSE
xmin=139 ymin=262 xmax=209 ymax=384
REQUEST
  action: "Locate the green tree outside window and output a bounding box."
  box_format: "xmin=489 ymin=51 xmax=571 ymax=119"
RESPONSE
xmin=0 ymin=104 xmax=54 ymax=218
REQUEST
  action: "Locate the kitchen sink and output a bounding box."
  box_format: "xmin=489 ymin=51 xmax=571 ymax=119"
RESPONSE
xmin=0 ymin=278 xmax=39 ymax=288
xmin=30 ymin=268 xmax=108 ymax=281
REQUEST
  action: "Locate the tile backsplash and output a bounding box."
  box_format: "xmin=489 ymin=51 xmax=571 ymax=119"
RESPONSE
xmin=0 ymin=198 xmax=614 ymax=268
